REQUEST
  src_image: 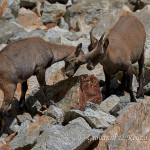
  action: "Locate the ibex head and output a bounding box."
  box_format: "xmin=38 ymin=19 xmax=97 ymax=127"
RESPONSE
xmin=64 ymin=43 xmax=86 ymax=77
xmin=86 ymin=28 xmax=109 ymax=70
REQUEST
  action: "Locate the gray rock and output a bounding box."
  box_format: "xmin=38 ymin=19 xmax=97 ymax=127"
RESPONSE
xmin=8 ymin=118 xmax=20 ymax=133
xmin=99 ymin=95 xmax=120 ymax=116
xmin=0 ymin=44 xmax=7 ymax=51
xmin=85 ymin=101 xmax=101 ymax=111
xmin=41 ymin=1 xmax=66 ymax=24
xmin=59 ymin=17 xmax=69 ymax=30
xmin=46 ymin=105 xmax=64 ymax=123
xmin=17 ymin=113 xmax=32 ymax=123
xmin=45 ymin=26 xmax=73 ymax=43
xmin=18 ymin=120 xmax=32 ymax=135
xmin=32 ymin=118 xmax=102 ymax=150
xmin=63 ymin=108 xmax=116 ymax=129
xmin=144 ymin=82 xmax=150 ymax=95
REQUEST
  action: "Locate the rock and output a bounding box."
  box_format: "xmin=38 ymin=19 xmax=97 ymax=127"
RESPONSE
xmin=59 ymin=17 xmax=69 ymax=30
xmin=41 ymin=1 xmax=66 ymax=24
xmin=99 ymin=95 xmax=120 ymax=116
xmin=7 ymin=118 xmax=20 ymax=133
xmin=65 ymin=0 xmax=124 ymax=30
xmin=10 ymin=116 xmax=56 ymax=150
xmin=18 ymin=120 xmax=32 ymax=135
xmin=0 ymin=138 xmax=6 ymax=147
xmin=85 ymin=101 xmax=101 ymax=111
xmin=92 ymin=97 xmax=150 ymax=150
xmin=32 ymin=118 xmax=103 ymax=150
xmin=10 ymin=116 xmax=102 ymax=150
xmin=0 ymin=143 xmax=10 ymax=150
xmin=144 ymin=82 xmax=150 ymax=95
xmin=18 ymin=8 xmax=44 ymax=29
xmin=45 ymin=26 xmax=72 ymax=43
xmin=46 ymin=23 xmax=57 ymax=29
xmin=45 ymin=105 xmax=64 ymax=123
xmin=63 ymin=108 xmax=116 ymax=129
xmin=133 ymin=5 xmax=150 ymax=67
xmin=0 ymin=44 xmax=7 ymax=51
xmin=0 ymin=0 xmax=20 ymax=19
xmin=17 ymin=113 xmax=32 ymax=123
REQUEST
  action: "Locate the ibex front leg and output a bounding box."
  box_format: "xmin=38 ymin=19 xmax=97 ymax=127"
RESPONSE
xmin=0 ymin=83 xmax=16 ymax=135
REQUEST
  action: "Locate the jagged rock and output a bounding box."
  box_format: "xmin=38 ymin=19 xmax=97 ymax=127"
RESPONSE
xmin=85 ymin=101 xmax=101 ymax=111
xmin=0 ymin=138 xmax=6 ymax=147
xmin=92 ymin=97 xmax=150 ymax=150
xmin=41 ymin=1 xmax=66 ymax=24
xmin=18 ymin=8 xmax=44 ymax=29
xmin=17 ymin=113 xmax=32 ymax=123
xmin=0 ymin=0 xmax=20 ymax=19
xmin=65 ymin=0 xmax=124 ymax=30
xmin=7 ymin=118 xmax=20 ymax=133
xmin=144 ymin=82 xmax=150 ymax=95
xmin=63 ymin=108 xmax=116 ymax=129
xmin=32 ymin=118 xmax=103 ymax=150
xmin=45 ymin=105 xmax=64 ymax=123
xmin=99 ymin=95 xmax=120 ymax=116
xmin=18 ymin=120 xmax=32 ymax=135
xmin=10 ymin=117 xmax=102 ymax=150
xmin=59 ymin=17 xmax=69 ymax=30
xmin=45 ymin=26 xmax=73 ymax=43
xmin=10 ymin=116 xmax=56 ymax=150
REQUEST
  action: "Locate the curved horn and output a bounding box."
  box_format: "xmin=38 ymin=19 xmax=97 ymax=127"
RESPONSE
xmin=99 ymin=32 xmax=105 ymax=44
xmin=85 ymin=42 xmax=99 ymax=61
xmin=90 ymin=27 xmax=97 ymax=44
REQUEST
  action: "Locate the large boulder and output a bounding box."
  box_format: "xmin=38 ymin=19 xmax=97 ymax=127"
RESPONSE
xmin=41 ymin=1 xmax=66 ymax=24
xmin=18 ymin=8 xmax=45 ymax=29
xmin=91 ymin=97 xmax=150 ymax=150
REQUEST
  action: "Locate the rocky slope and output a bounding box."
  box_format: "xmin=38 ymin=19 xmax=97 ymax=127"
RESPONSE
xmin=0 ymin=0 xmax=150 ymax=150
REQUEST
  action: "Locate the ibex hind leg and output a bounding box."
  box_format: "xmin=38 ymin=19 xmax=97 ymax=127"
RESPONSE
xmin=0 ymin=83 xmax=16 ymax=135
xmin=136 ymin=50 xmax=144 ymax=98
xmin=19 ymin=81 xmax=28 ymax=113
xmin=126 ymin=67 xmax=136 ymax=102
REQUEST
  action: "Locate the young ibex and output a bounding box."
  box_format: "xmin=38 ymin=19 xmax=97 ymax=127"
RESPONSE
xmin=0 ymin=37 xmax=92 ymax=134
xmin=87 ymin=15 xmax=146 ymax=102
xmin=65 ymin=15 xmax=146 ymax=102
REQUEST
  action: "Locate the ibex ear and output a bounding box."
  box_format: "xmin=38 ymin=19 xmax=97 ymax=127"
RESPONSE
xmin=75 ymin=43 xmax=82 ymax=57
xmin=103 ymin=38 xmax=109 ymax=49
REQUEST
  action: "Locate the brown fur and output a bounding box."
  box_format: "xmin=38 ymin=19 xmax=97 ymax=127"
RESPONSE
xmin=87 ymin=15 xmax=146 ymax=102
xmin=0 ymin=37 xmax=79 ymax=134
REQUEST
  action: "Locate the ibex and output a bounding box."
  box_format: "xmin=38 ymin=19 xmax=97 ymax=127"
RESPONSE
xmin=0 ymin=37 xmax=97 ymax=134
xmin=65 ymin=15 xmax=146 ymax=102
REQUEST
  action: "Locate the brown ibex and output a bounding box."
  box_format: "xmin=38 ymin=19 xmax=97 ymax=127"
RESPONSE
xmin=65 ymin=15 xmax=146 ymax=102
xmin=0 ymin=37 xmax=94 ymax=134
xmin=87 ymin=15 xmax=146 ymax=102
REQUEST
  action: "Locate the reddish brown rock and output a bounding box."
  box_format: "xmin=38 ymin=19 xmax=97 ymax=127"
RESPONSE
xmin=91 ymin=97 xmax=150 ymax=150
xmin=46 ymin=23 xmax=57 ymax=29
xmin=0 ymin=0 xmax=7 ymax=18
xmin=0 ymin=143 xmax=10 ymax=150
xmin=77 ymin=75 xmax=103 ymax=110
xmin=4 ymin=133 xmax=16 ymax=144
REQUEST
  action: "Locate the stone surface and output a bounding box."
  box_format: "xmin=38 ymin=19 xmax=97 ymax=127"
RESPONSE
xmin=17 ymin=113 xmax=32 ymax=123
xmin=32 ymin=118 xmax=103 ymax=150
xmin=63 ymin=108 xmax=116 ymax=129
xmin=92 ymin=97 xmax=150 ymax=150
xmin=18 ymin=8 xmax=44 ymax=29
xmin=10 ymin=117 xmax=102 ymax=150
xmin=99 ymin=95 xmax=120 ymax=116
xmin=59 ymin=17 xmax=69 ymax=30
xmin=45 ymin=105 xmax=64 ymax=123
xmin=41 ymin=1 xmax=66 ymax=24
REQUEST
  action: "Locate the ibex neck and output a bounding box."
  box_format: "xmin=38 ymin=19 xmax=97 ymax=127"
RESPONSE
xmin=49 ymin=43 xmax=76 ymax=63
